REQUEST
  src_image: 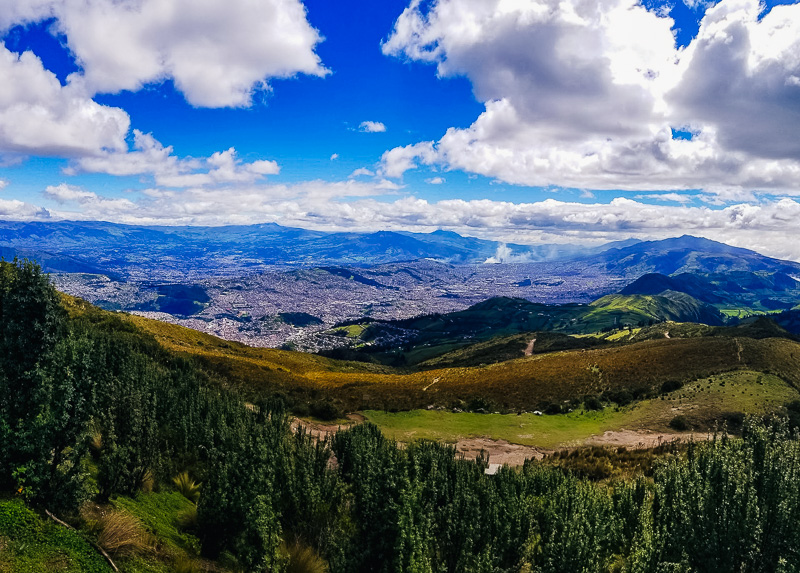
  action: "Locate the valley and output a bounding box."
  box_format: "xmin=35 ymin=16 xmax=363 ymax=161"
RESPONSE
xmin=5 ymin=229 xmax=800 ymax=572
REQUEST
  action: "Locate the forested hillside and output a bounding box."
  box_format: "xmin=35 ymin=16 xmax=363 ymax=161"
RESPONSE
xmin=4 ymin=260 xmax=800 ymax=572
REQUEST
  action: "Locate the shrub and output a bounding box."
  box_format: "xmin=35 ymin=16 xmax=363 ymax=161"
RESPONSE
xmin=292 ymin=401 xmax=311 ymax=418
xmin=467 ymin=396 xmax=493 ymax=413
xmin=140 ymin=469 xmax=155 ymax=493
xmin=669 ymin=415 xmax=690 ymax=431
xmin=89 ymin=430 xmax=104 ymax=457
xmin=309 ymin=400 xmax=342 ymax=421
xmin=173 ymin=472 xmax=201 ymax=504
xmin=661 ymin=379 xmax=684 ymax=393
xmin=612 ymin=390 xmax=633 ymax=406
xmin=721 ymin=411 xmax=746 ymax=432
xmin=543 ymin=402 xmax=563 ymax=415
xmin=583 ymin=396 xmax=603 ymax=411
xmin=786 ymin=400 xmax=800 ymax=430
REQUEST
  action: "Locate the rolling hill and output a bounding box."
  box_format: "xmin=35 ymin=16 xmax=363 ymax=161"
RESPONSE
xmin=318 ymin=291 xmax=726 ymax=366
xmin=64 ymin=294 xmax=800 ymax=425
xmin=621 ymin=270 xmax=800 ymax=317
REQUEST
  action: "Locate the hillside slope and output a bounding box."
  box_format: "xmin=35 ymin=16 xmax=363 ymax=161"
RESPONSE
xmin=64 ymin=295 xmax=800 ymax=419
xmin=327 ymin=292 xmax=726 ymax=366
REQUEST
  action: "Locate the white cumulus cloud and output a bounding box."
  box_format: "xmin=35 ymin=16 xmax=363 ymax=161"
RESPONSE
xmin=349 ymin=167 xmax=375 ymax=178
xmin=635 ymin=192 xmax=696 ymax=203
xmin=0 ymin=45 xmax=129 ymax=157
xmin=0 ymin=0 xmax=328 ymax=108
xmin=71 ymin=130 xmax=280 ymax=188
xmin=23 ymin=176 xmax=800 ymax=262
xmin=359 ymin=121 xmax=387 ymax=133
xmin=0 ymin=0 xmax=326 ymax=159
xmin=381 ymin=0 xmax=800 ymax=194
xmin=0 ymin=197 xmax=50 ymax=219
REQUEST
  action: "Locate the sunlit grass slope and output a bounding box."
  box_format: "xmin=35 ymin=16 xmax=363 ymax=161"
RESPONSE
xmin=61 ymin=294 xmax=800 ymax=414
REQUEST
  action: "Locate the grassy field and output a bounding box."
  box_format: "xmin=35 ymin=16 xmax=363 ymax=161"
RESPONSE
xmin=329 ymin=324 xmax=367 ymax=338
xmin=719 ymin=307 xmax=782 ymax=319
xmin=364 ymin=371 xmax=798 ymax=449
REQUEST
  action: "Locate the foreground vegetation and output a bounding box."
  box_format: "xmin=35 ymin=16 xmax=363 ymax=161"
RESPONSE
xmin=6 ymin=260 xmax=800 ymax=571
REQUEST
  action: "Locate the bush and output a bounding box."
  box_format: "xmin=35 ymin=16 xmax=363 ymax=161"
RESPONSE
xmin=309 ymin=400 xmax=342 ymax=421
xmin=177 ymin=504 xmax=198 ymax=531
xmin=669 ymin=415 xmax=690 ymax=431
xmin=543 ymin=402 xmax=563 ymax=415
xmin=786 ymin=400 xmax=800 ymax=430
xmin=583 ymin=396 xmax=603 ymax=411
xmin=467 ymin=396 xmax=493 ymax=413
xmin=721 ymin=411 xmax=746 ymax=432
xmin=611 ymin=390 xmax=633 ymax=406
xmin=292 ymin=401 xmax=311 ymax=418
xmin=661 ymin=379 xmax=684 ymax=393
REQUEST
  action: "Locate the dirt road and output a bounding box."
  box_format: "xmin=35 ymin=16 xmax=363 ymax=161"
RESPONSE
xmin=523 ymin=338 xmax=537 ymax=356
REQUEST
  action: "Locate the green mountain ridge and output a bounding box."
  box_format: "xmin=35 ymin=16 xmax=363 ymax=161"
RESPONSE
xmin=325 ymin=291 xmax=727 ymax=366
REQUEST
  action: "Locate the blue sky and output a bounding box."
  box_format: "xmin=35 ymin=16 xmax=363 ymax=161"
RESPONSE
xmin=1 ymin=0 xmax=800 ymax=258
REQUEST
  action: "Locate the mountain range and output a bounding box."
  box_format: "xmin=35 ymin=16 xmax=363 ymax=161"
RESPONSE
xmin=1 ymin=220 xmax=799 ymax=280
xmin=0 ymin=219 xmax=639 ymax=276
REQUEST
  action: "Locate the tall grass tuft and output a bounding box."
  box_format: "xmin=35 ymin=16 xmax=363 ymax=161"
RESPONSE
xmin=89 ymin=430 xmax=103 ymax=456
xmin=140 ymin=469 xmax=155 ymax=493
xmin=172 ymin=472 xmax=201 ymax=503
xmin=281 ymin=539 xmax=329 ymax=573
xmin=95 ymin=508 xmax=152 ymax=557
xmin=177 ymin=503 xmax=198 ymax=530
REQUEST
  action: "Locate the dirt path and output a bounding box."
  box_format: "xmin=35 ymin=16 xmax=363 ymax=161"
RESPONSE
xmin=423 ymin=377 xmax=440 ymax=391
xmin=456 ymin=430 xmax=707 ymax=466
xmin=585 ymin=429 xmax=708 ymax=448
xmin=523 ymin=338 xmax=537 ymax=356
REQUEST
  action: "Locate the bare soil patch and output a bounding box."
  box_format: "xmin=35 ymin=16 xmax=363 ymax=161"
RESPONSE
xmin=455 ymin=437 xmax=547 ymax=465
xmin=523 ymin=338 xmax=537 ymax=356
xmin=291 ymin=413 xmax=363 ymax=440
xmin=584 ymin=429 xmax=708 ymax=448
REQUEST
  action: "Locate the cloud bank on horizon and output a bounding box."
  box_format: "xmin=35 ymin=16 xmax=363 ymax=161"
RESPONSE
xmin=0 ymin=0 xmax=799 ymax=259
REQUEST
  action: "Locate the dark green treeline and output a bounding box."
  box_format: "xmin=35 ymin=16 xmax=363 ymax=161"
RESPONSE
xmin=2 ymin=259 xmax=800 ymax=572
